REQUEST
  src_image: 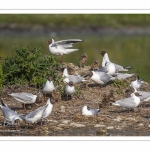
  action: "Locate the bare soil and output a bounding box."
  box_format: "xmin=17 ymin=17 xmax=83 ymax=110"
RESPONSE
xmin=0 ymin=63 xmax=150 ymax=136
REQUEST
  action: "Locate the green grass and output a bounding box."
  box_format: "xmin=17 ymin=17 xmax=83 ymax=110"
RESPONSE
xmin=1 ymin=14 xmax=150 ymax=28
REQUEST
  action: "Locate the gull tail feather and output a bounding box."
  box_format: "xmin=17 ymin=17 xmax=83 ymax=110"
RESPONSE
xmin=124 ymin=66 xmax=133 ymax=70
xmin=66 ymin=49 xmax=78 ymax=54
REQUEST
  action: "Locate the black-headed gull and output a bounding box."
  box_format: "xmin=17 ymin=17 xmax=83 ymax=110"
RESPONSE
xmin=45 ymin=39 xmax=83 ymax=61
xmin=88 ymin=71 xmax=115 ymax=88
xmin=32 ymin=98 xmax=57 ymax=125
xmin=8 ymin=92 xmax=37 ymax=110
xmin=82 ymin=105 xmax=101 ymax=116
xmin=110 ymin=92 xmax=142 ymax=111
xmin=99 ymin=51 xmax=133 ymax=73
xmin=79 ymin=53 xmax=88 ymax=68
xmin=63 ymin=68 xmax=86 ymax=84
xmin=20 ymin=104 xmax=48 ymax=129
xmin=98 ymin=61 xmax=116 ymax=75
xmin=128 ymin=87 xmax=150 ymax=105
xmin=0 ymin=100 xmax=22 ymax=125
xmin=42 ymin=76 xmax=55 ymax=101
xmin=130 ymin=75 xmax=142 ymax=90
xmin=65 ymin=81 xmax=75 ymax=100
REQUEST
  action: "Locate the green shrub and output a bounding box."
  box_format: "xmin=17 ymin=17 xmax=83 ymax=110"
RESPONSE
xmin=2 ymin=46 xmax=61 ymax=88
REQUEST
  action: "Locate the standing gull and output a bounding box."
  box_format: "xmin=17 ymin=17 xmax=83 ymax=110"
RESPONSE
xmin=88 ymin=71 xmax=115 ymax=88
xmin=8 ymin=92 xmax=37 ymax=110
xmin=99 ymin=51 xmax=132 ymax=72
xmin=65 ymin=81 xmax=75 ymax=100
xmin=130 ymin=75 xmax=142 ymax=90
xmin=98 ymin=61 xmax=116 ymax=75
xmin=110 ymin=92 xmax=142 ymax=111
xmin=0 ymin=100 xmax=22 ymax=125
xmin=20 ymin=104 xmax=48 ymax=129
xmin=63 ymin=68 xmax=86 ymax=84
xmin=127 ymin=87 xmax=150 ymax=107
xmin=42 ymin=76 xmax=55 ymax=101
xmin=34 ymin=98 xmax=57 ymax=124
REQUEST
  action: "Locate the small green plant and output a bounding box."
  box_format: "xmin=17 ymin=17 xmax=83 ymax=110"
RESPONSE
xmin=111 ymin=79 xmax=130 ymax=94
xmin=2 ymin=46 xmax=61 ymax=88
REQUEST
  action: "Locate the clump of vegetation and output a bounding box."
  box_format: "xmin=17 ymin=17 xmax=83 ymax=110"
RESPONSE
xmin=2 ymin=46 xmax=62 ymax=88
xmin=111 ymin=79 xmax=130 ymax=94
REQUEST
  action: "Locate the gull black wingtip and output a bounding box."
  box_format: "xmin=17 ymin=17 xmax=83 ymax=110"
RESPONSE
xmin=1 ymin=99 xmax=5 ymax=106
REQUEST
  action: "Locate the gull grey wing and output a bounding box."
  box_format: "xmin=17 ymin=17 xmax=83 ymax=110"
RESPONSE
xmin=26 ymin=104 xmax=48 ymax=119
xmin=114 ymin=73 xmax=134 ymax=80
xmin=114 ymin=63 xmax=124 ymax=72
xmin=116 ymin=97 xmax=136 ymax=108
xmin=26 ymin=106 xmax=43 ymax=118
xmin=68 ymin=75 xmax=84 ymax=84
xmin=51 ymin=39 xmax=83 ymax=47
xmin=90 ymin=109 xmax=99 ymax=116
xmin=10 ymin=93 xmax=34 ymax=102
xmin=138 ymin=91 xmax=150 ymax=101
xmin=101 ymin=74 xmax=112 ymax=84
xmin=1 ymin=106 xmax=19 ymax=121
xmin=96 ymin=71 xmax=112 ymax=83
xmin=98 ymin=66 xmax=109 ymax=73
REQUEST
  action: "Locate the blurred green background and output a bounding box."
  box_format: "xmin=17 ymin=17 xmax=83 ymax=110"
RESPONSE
xmin=0 ymin=14 xmax=150 ymax=81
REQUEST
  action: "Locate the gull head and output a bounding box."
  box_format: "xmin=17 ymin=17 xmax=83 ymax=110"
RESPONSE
xmin=99 ymin=51 xmax=107 ymax=56
xmin=134 ymin=92 xmax=142 ymax=97
xmin=87 ymin=106 xmax=90 ymax=110
xmin=130 ymin=75 xmax=137 ymax=81
xmin=45 ymin=39 xmax=53 ymax=45
xmin=88 ymin=71 xmax=93 ymax=78
xmin=68 ymin=81 xmax=74 ymax=87
xmin=50 ymin=98 xmax=58 ymax=104
xmin=47 ymin=76 xmax=53 ymax=82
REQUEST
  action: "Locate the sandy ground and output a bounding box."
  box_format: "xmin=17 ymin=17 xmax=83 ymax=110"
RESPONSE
xmin=0 ymin=63 xmax=150 ymax=136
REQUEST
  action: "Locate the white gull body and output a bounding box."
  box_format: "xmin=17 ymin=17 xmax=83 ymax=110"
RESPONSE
xmin=130 ymin=75 xmax=142 ymax=90
xmin=132 ymin=88 xmax=150 ymax=102
xmin=65 ymin=81 xmax=75 ymax=96
xmin=42 ymin=77 xmax=55 ymax=95
xmin=8 ymin=92 xmax=37 ymax=104
xmin=98 ymin=62 xmax=116 ymax=75
xmin=100 ymin=51 xmax=132 ymax=72
xmin=111 ymin=92 xmax=141 ymax=109
xmin=82 ymin=106 xmax=100 ymax=116
xmin=90 ymin=71 xmax=115 ymax=85
xmin=34 ymin=98 xmax=53 ymax=119
xmin=21 ymin=104 xmax=48 ymax=124
xmin=0 ymin=101 xmax=22 ymax=124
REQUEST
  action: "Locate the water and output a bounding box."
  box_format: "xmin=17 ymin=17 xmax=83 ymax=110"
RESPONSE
xmin=0 ymin=33 xmax=150 ymax=82
xmin=1 ymin=126 xmax=150 ymax=136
